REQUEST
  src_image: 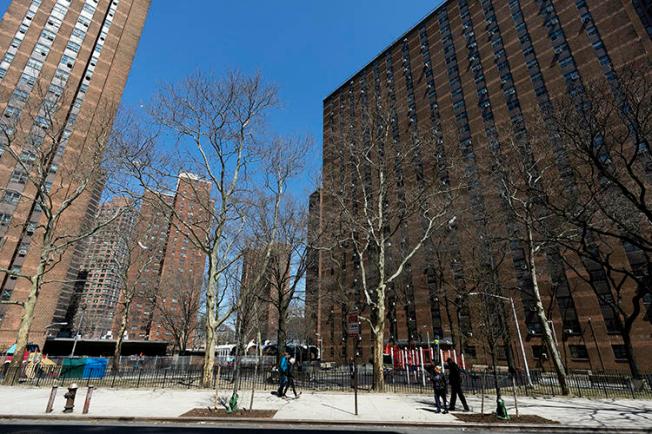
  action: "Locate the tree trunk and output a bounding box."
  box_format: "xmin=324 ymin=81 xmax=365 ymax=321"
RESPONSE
xmin=372 ymin=284 xmax=386 ymax=392
xmin=277 ymin=313 xmax=287 ymax=362
xmin=490 ymin=346 xmax=501 ymax=400
xmin=202 ymin=259 xmax=218 ymax=387
xmin=112 ymin=302 xmax=130 ymax=371
xmin=526 ymin=225 xmax=569 ymax=395
xmin=622 ymin=321 xmax=640 ymax=379
xmin=372 ymin=328 xmax=385 ymax=392
xmin=443 ymin=296 xmax=457 ymax=349
xmin=3 ymin=270 xmax=42 ymax=384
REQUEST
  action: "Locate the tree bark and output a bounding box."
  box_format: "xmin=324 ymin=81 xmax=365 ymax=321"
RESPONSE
xmin=525 ymin=223 xmax=569 ymax=395
xmin=3 ymin=264 xmax=43 ymax=384
xmin=372 ymin=290 xmax=386 ymax=392
xmin=202 ymin=259 xmax=218 ymax=387
xmin=277 ymin=307 xmax=287 ymax=362
xmin=112 ymin=300 xmax=130 ymax=371
xmin=443 ymin=296 xmax=457 ymax=349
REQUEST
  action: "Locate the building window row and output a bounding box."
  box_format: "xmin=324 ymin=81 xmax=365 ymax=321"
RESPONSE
xmin=0 ymin=0 xmax=121 ymax=298
xmin=0 ymin=0 xmax=43 ymax=79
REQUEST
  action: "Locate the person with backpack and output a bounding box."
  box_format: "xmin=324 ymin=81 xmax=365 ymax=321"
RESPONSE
xmin=282 ymin=357 xmax=301 ymax=398
xmin=447 ymin=358 xmax=470 ymax=411
xmin=276 ymin=351 xmax=290 ymax=397
xmin=430 ymin=365 xmax=448 ymax=414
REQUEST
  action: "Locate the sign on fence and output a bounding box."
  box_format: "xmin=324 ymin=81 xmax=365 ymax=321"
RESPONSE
xmin=347 ymin=313 xmax=360 ymax=337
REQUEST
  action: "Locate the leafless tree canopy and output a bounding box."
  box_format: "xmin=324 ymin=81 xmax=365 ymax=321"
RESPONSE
xmin=320 ymin=90 xmax=462 ymax=391
xmin=114 ymin=71 xmax=309 ymax=387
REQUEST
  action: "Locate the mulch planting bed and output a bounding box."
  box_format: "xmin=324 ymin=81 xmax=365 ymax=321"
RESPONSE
xmin=453 ymin=413 xmax=558 ymax=424
xmin=181 ymin=408 xmax=277 ymax=418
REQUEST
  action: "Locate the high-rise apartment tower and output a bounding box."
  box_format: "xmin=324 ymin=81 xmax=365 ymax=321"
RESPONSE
xmin=0 ymin=0 xmax=150 ymax=349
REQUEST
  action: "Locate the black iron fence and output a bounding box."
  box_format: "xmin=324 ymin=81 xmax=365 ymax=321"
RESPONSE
xmin=2 ymin=360 xmax=651 ymax=399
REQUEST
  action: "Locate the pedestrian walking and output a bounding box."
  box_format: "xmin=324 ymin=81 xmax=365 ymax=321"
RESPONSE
xmin=446 ymin=358 xmax=470 ymax=412
xmin=430 ymin=365 xmax=448 ymax=414
xmin=276 ymin=351 xmax=289 ymax=397
xmin=282 ymin=357 xmax=300 ymax=398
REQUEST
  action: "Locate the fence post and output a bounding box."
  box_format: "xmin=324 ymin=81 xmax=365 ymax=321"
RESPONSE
xmin=629 ymin=376 xmax=636 ymax=399
xmin=45 ymin=384 xmax=58 ymax=413
xmin=136 ymin=368 xmax=142 ymax=388
xmin=163 ymin=369 xmax=168 ymax=388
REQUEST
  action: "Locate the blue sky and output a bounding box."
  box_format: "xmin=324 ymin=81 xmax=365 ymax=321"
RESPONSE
xmin=1 ymin=0 xmax=442 ymax=198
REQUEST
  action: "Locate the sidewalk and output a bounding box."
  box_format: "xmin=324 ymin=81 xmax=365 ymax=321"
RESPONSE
xmin=1 ymin=386 xmax=651 ymax=430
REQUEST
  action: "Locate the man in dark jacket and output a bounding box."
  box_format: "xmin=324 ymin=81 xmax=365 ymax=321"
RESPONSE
xmin=447 ymin=358 xmax=470 ymax=411
xmin=430 ymin=366 xmax=448 ymax=414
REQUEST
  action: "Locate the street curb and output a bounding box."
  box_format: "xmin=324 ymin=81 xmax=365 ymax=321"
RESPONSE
xmin=1 ymin=414 xmax=651 ymax=433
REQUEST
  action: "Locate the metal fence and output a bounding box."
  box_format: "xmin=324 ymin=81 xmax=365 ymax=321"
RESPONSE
xmin=2 ymin=359 xmax=651 ymax=400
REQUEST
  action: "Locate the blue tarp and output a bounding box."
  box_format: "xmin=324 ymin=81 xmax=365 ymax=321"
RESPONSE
xmin=82 ymin=358 xmax=107 ymax=378
xmin=61 ymin=357 xmax=107 ymax=379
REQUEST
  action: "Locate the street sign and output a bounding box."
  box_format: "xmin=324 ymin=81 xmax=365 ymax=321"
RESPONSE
xmin=347 ymin=312 xmax=360 ymax=337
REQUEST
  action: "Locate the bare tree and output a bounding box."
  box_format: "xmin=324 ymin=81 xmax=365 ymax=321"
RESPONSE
xmin=0 ymin=85 xmax=123 ymax=380
xmin=320 ymin=93 xmax=460 ymax=391
xmin=256 ymin=199 xmax=312 ymax=357
xmin=118 ymin=71 xmax=306 ymax=387
xmin=545 ymin=63 xmax=652 ymax=378
xmin=487 ymin=137 xmax=571 ymax=395
xmin=150 ymin=271 xmax=202 ymax=355
xmin=110 ymin=221 xmax=156 ymax=370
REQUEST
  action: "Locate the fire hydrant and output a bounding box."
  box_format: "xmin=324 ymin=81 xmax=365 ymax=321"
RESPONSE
xmin=63 ymin=383 xmax=78 ymax=413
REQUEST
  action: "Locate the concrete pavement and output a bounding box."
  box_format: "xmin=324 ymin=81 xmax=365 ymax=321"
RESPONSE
xmin=0 ymin=386 xmax=650 ymax=431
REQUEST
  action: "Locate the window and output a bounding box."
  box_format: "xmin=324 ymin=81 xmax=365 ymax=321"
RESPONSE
xmin=2 ymin=190 xmax=21 ymax=204
xmin=532 ymin=345 xmax=545 ymax=359
xmin=20 ymin=150 xmax=36 ymax=163
xmin=41 ymin=29 xmax=56 ymax=41
xmin=66 ymin=41 xmax=81 ymax=53
xmin=71 ymin=28 xmax=86 ymax=39
xmin=19 ymin=72 xmax=36 ymax=86
xmin=0 ymin=213 xmax=10 ymax=225
xmin=10 ymin=169 xmax=28 ymax=184
xmin=12 ymin=89 xmax=29 ymax=103
xmin=612 ymin=345 xmax=627 ymax=361
xmin=26 ymin=58 xmax=43 ymax=71
xmin=60 ymin=54 xmax=75 ymax=68
xmin=569 ymin=345 xmax=588 ymax=360
xmin=5 ymin=105 xmax=20 ymax=118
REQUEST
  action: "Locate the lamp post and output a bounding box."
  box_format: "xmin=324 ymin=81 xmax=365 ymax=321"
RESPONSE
xmin=468 ymin=292 xmax=532 ymax=387
xmin=43 ymin=322 xmax=68 ymax=336
xmin=70 ymin=304 xmax=86 ymax=357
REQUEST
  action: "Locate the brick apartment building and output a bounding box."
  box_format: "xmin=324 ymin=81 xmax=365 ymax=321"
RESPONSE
xmin=113 ymin=173 xmax=210 ymax=352
xmin=67 ymin=196 xmax=136 ymax=339
xmin=239 ymin=244 xmax=293 ymax=344
xmin=308 ymin=0 xmax=652 ymax=373
xmin=0 ymin=0 xmax=150 ymax=349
